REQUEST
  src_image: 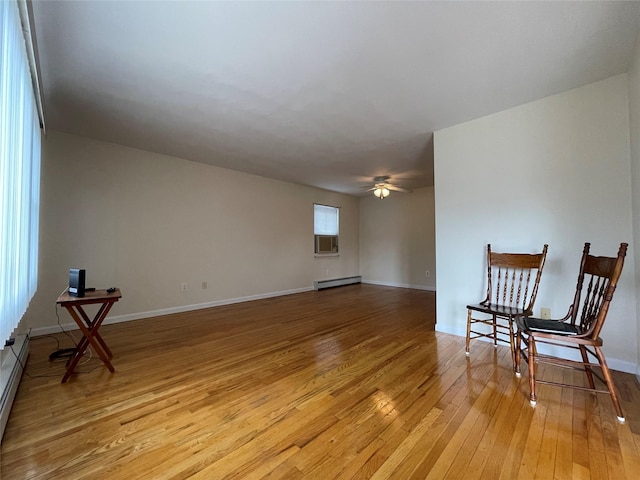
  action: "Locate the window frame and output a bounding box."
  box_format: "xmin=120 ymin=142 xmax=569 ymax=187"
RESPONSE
xmin=313 ymin=203 xmax=339 ymax=256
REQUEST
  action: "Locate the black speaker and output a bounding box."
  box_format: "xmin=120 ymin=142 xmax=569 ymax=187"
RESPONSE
xmin=68 ymin=268 xmax=86 ymax=297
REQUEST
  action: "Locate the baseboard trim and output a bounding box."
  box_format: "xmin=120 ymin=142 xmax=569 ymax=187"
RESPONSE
xmin=435 ymin=323 xmax=465 ymax=337
xmin=31 ymin=286 xmax=314 ymax=337
xmin=606 ymin=358 xmax=640 ymax=376
xmin=362 ymin=279 xmax=436 ymax=292
xmin=435 ymin=324 xmax=639 ymax=375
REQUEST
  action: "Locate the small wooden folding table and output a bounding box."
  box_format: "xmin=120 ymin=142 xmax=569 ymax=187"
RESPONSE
xmin=56 ymin=288 xmax=122 ymax=383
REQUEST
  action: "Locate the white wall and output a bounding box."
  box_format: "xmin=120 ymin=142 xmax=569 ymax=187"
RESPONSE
xmin=359 ymin=187 xmax=436 ymax=290
xmin=434 ymin=75 xmax=638 ymax=373
xmin=629 ymin=31 xmax=640 ymax=377
xmin=21 ymin=131 xmax=360 ymax=332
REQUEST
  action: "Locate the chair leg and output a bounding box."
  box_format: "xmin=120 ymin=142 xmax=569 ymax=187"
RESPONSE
xmin=514 ymin=326 xmax=522 ymax=378
xmin=465 ymin=309 xmax=472 ymax=356
xmin=492 ymin=314 xmax=498 ymax=348
xmin=528 ymin=336 xmax=537 ymax=406
xmin=579 ymin=345 xmax=596 ymax=389
xmin=594 ymin=346 xmax=625 ymax=423
xmin=508 ymin=318 xmax=516 ymax=372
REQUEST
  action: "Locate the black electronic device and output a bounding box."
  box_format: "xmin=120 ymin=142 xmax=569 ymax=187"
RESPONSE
xmin=68 ymin=268 xmax=86 ymax=297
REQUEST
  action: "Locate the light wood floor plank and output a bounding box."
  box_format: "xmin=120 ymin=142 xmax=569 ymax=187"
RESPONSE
xmin=553 ymin=368 xmax=576 ymax=480
xmin=2 ymin=284 xmax=639 ymax=479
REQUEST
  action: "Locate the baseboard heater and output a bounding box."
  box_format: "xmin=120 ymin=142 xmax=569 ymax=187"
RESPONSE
xmin=313 ymin=275 xmax=362 ymax=291
xmin=1 ymin=334 xmax=29 ymax=443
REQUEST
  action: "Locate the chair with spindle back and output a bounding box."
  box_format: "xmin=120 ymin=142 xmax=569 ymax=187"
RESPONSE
xmin=515 ymin=243 xmax=628 ymax=422
xmin=465 ymin=244 xmax=548 ymax=370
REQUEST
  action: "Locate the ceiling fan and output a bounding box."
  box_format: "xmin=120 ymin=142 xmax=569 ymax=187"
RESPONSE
xmin=363 ymin=176 xmax=412 ymax=199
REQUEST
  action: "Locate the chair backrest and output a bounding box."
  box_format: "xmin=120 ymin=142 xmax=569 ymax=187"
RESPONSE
xmin=484 ymin=244 xmax=548 ymax=314
xmin=568 ymin=242 xmax=627 ymax=339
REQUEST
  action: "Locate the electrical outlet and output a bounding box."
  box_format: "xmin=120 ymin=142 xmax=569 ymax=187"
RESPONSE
xmin=201 ymin=281 xmax=207 ymax=289
xmin=181 ymin=282 xmax=188 ymax=292
xmin=540 ymin=307 xmax=551 ymax=319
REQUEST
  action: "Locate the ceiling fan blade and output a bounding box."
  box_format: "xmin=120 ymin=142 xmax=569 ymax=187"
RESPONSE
xmin=361 ymin=186 xmax=377 ymax=191
xmin=387 ymin=184 xmax=412 ymax=193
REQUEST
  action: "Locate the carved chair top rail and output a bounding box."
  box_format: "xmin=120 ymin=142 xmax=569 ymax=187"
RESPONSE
xmin=484 ymin=244 xmax=548 ymax=311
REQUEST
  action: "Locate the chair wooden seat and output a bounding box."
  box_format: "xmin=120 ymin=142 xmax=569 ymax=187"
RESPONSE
xmin=515 ymin=242 xmax=628 ymax=423
xmin=516 ymin=317 xmax=580 ymax=336
xmin=467 ymin=302 xmax=528 ymax=318
xmin=465 ymin=244 xmax=548 ymax=372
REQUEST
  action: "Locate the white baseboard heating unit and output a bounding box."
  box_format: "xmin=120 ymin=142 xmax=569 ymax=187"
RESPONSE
xmin=1 ymin=334 xmax=29 ymax=443
xmin=313 ymin=275 xmax=362 ymax=291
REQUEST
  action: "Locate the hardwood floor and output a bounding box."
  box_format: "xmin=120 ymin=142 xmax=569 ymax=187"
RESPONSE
xmin=2 ymin=284 xmax=640 ymax=479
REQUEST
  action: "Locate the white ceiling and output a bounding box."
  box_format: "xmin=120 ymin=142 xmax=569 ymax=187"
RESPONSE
xmin=31 ymin=1 xmax=640 ymax=196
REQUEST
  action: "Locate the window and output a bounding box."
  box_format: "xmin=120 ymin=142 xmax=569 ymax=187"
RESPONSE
xmin=0 ymin=0 xmax=41 ymax=347
xmin=314 ymin=204 xmax=339 ymax=255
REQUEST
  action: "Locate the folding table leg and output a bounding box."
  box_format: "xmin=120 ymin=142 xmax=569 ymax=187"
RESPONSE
xmin=61 ymin=302 xmax=116 ymax=383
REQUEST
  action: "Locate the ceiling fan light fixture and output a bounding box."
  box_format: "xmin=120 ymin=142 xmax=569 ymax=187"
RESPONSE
xmin=374 ymin=186 xmax=390 ymax=199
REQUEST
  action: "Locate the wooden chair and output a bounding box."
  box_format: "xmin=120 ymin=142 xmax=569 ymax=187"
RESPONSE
xmin=466 ymin=244 xmax=548 ymax=371
xmin=514 ymin=243 xmax=628 ymax=422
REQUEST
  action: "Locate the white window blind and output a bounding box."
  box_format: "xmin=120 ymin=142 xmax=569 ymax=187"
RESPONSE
xmin=314 ymin=204 xmax=339 ymax=235
xmin=0 ymin=0 xmax=41 ymax=347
